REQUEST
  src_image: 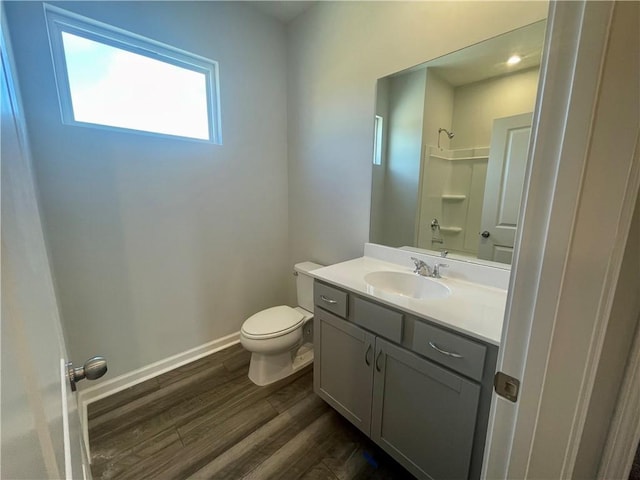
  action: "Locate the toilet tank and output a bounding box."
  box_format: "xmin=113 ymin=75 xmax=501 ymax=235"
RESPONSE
xmin=294 ymin=262 xmax=323 ymax=312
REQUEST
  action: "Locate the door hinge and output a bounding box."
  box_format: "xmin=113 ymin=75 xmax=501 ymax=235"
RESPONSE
xmin=494 ymin=371 xmax=520 ymax=402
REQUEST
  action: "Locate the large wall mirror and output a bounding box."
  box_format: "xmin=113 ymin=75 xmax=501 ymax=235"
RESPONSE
xmin=370 ymin=20 xmax=546 ymax=266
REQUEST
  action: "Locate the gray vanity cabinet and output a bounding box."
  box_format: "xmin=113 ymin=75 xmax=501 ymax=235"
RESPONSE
xmin=314 ymin=306 xmax=480 ymax=480
xmin=314 ymin=307 xmax=376 ymax=435
xmin=371 ymin=338 xmax=480 ymax=480
xmin=314 ymin=280 xmax=495 ymax=480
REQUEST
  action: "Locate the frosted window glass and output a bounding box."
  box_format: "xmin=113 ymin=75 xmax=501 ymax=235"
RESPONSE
xmin=61 ymin=32 xmax=210 ymax=140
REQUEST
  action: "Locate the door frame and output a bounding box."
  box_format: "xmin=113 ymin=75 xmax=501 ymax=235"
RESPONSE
xmin=599 ymin=306 xmax=640 ymax=479
xmin=483 ymin=1 xmax=640 ymax=478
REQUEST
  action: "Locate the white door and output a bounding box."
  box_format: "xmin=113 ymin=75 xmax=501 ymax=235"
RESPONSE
xmin=477 ymin=112 xmax=532 ymax=264
xmin=1 ymin=20 xmax=91 ymax=479
xmin=484 ymin=1 xmax=639 ymax=478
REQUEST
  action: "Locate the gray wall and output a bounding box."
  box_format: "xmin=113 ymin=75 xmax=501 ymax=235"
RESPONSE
xmin=5 ymin=1 xmax=289 ymax=379
xmin=369 ymin=77 xmax=389 ymax=244
xmin=379 ymin=68 xmax=426 ymax=247
xmin=286 ymin=1 xmax=549 ymax=267
xmin=451 ymin=67 xmax=540 ymax=149
xmin=423 ymin=70 xmax=454 ymax=149
xmin=4 ymin=1 xmax=550 ymax=381
xmin=573 ymin=190 xmax=640 ymax=478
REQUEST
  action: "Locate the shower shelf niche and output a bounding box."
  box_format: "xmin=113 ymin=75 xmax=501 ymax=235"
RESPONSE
xmin=430 ymin=154 xmax=489 ymax=162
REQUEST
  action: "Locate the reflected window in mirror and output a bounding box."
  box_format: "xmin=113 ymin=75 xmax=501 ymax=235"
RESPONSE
xmin=373 ymin=115 xmax=384 ymax=165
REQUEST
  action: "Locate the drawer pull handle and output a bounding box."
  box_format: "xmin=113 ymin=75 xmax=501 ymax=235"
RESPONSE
xmin=375 ymin=350 xmax=384 ymax=372
xmin=365 ymin=344 xmax=372 ymax=366
xmin=429 ymin=341 xmax=463 ymax=359
xmin=320 ymin=295 xmax=338 ymax=305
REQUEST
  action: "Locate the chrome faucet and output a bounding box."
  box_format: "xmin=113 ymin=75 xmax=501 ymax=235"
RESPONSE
xmin=411 ymin=257 xmax=432 ymax=277
xmin=412 ymin=257 xmax=449 ymax=278
xmin=431 ymin=262 xmax=449 ymax=279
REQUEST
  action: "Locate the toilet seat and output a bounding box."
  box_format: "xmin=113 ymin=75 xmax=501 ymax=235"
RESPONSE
xmin=241 ymin=305 xmax=305 ymax=340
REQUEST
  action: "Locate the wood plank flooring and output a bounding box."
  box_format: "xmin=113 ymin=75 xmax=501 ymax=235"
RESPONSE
xmin=89 ymin=343 xmax=416 ymax=480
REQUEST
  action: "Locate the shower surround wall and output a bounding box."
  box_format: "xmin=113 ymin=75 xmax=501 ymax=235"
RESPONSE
xmin=417 ymin=147 xmax=490 ymax=255
xmin=5 ymin=1 xmax=289 ymax=379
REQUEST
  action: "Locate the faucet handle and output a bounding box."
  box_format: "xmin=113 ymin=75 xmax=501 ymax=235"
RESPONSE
xmin=432 ymin=263 xmax=449 ymax=278
xmin=410 ymin=257 xmax=431 ymax=276
xmin=410 ymin=256 xmax=422 ymax=273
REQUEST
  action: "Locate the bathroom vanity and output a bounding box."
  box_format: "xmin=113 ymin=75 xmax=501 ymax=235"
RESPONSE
xmin=310 ymin=245 xmax=507 ymax=480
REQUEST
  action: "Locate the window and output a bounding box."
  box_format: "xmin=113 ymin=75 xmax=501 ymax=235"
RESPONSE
xmin=373 ymin=115 xmax=383 ymax=165
xmin=44 ymin=4 xmax=221 ymax=143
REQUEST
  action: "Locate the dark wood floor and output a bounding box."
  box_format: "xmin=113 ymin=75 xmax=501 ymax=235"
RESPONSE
xmin=88 ymin=343 xmax=415 ymax=480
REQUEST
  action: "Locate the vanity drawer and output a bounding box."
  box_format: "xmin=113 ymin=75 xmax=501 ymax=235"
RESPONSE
xmin=352 ymin=297 xmax=403 ymax=343
xmin=412 ymin=321 xmax=486 ymax=381
xmin=315 ymin=282 xmax=349 ymax=318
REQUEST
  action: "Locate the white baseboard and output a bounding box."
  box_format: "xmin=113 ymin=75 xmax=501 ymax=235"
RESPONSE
xmin=77 ymin=332 xmax=241 ymax=462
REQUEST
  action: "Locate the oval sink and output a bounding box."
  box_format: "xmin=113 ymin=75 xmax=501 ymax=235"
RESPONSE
xmin=364 ymin=271 xmax=451 ymax=300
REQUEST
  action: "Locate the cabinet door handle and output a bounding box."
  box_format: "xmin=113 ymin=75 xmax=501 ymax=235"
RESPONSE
xmin=375 ymin=350 xmax=384 ymax=372
xmin=365 ymin=344 xmax=372 ymax=366
xmin=320 ymin=295 xmax=337 ymax=305
xmin=429 ymin=341 xmax=463 ymax=359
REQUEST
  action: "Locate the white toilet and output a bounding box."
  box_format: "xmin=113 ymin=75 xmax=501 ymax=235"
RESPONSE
xmin=240 ymin=261 xmax=322 ymax=386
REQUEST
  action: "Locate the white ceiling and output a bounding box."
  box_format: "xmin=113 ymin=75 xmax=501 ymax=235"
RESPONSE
xmin=248 ymin=5 xmax=544 ymax=87
xmin=248 ymin=1 xmax=315 ymax=24
xmin=396 ymin=20 xmax=547 ymax=87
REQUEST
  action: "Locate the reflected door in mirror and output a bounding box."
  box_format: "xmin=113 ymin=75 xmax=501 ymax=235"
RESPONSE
xmin=477 ymin=113 xmax=532 ymax=263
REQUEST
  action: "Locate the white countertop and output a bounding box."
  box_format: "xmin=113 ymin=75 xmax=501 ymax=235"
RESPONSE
xmin=310 ymin=256 xmax=507 ymax=346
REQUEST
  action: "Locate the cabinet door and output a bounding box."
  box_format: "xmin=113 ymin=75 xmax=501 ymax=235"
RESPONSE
xmin=314 ymin=308 xmax=375 ymax=435
xmin=372 ymin=338 xmax=480 ymax=480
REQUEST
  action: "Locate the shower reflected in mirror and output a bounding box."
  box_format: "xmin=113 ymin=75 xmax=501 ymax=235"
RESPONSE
xmin=437 ymin=128 xmax=455 ymax=150
xmin=370 ymin=20 xmax=547 ymax=265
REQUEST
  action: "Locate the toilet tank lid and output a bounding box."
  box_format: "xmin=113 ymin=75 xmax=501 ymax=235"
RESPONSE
xmin=294 ymin=261 xmax=323 ymax=274
xmin=242 ymin=305 xmax=304 ymax=337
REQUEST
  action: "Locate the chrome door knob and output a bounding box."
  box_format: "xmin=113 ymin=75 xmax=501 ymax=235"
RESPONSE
xmin=67 ymin=356 xmax=107 ymax=391
xmin=480 ymin=230 xmax=491 ymax=238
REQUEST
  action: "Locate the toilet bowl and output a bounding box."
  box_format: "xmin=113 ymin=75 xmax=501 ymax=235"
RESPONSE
xmin=240 ymin=262 xmax=322 ymax=386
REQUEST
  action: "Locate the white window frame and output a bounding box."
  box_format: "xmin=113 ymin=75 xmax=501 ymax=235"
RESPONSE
xmin=43 ymin=3 xmax=222 ymax=144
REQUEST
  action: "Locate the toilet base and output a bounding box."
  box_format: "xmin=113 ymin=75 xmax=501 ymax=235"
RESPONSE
xmin=248 ymin=342 xmax=314 ymax=386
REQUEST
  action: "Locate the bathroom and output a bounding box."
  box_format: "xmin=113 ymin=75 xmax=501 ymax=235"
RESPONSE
xmin=1 ymin=1 xmax=639 ymax=479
